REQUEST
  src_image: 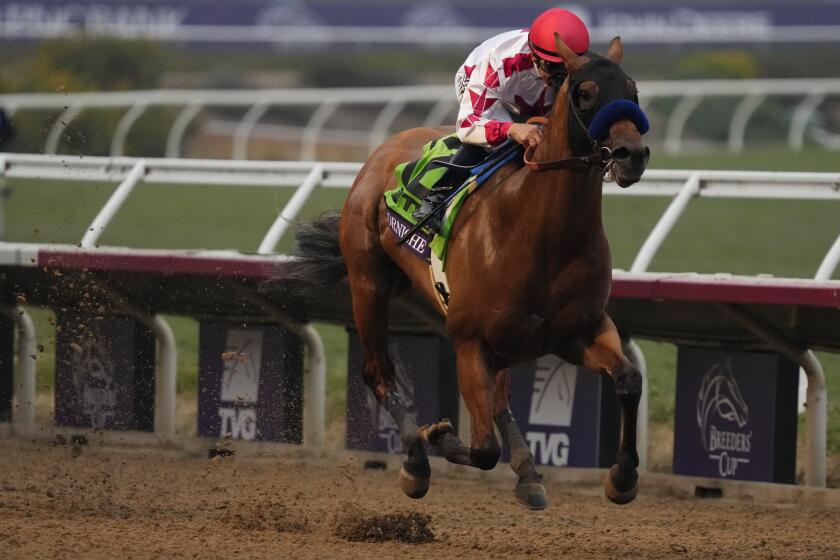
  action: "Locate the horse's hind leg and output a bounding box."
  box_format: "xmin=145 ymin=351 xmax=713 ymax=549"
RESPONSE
xmin=420 ymin=338 xmax=500 ymax=471
xmin=562 ymin=315 xmax=642 ymax=505
xmin=494 ymin=370 xmax=548 ymax=510
xmin=347 ymin=261 xmax=431 ymax=499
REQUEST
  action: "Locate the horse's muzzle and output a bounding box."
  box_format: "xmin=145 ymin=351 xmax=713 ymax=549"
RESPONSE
xmin=611 ymin=145 xmax=650 ymax=188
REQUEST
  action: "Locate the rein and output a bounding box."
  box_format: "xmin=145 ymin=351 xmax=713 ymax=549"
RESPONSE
xmin=523 ymin=96 xmax=614 ymax=174
xmin=523 ymin=144 xmax=611 ymax=172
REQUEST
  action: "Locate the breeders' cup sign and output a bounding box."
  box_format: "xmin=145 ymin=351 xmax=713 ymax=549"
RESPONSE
xmin=696 ymin=360 xmax=752 ymax=477
xmin=54 ymin=313 xmax=155 ymax=431
xmin=673 ymin=347 xmax=797 ymax=484
xmin=507 ymin=355 xmax=618 ymax=468
xmin=198 ymin=321 xmax=303 ymax=443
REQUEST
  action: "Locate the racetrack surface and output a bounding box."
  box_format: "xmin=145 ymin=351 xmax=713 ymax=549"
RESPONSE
xmin=1 ymin=439 xmax=838 ymax=560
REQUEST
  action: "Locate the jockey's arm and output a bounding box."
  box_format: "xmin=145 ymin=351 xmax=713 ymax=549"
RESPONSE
xmin=456 ymin=57 xmax=544 ymax=150
xmin=455 ymin=56 xmax=516 ymax=149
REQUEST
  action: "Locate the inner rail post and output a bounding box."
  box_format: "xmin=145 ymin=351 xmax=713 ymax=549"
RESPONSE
xmin=630 ymin=172 xmax=701 ymax=273
xmin=714 ymin=303 xmax=826 ymax=487
xmin=625 ymin=172 xmax=701 ymax=471
xmin=1 ymin=306 xmax=36 ymax=432
xmin=255 ymin=168 xmax=327 ymax=447
xmin=80 ymin=160 xmax=146 ymax=248
xmin=257 ymin=164 xmax=324 ymax=254
xmin=815 ymin=233 xmax=840 ymax=281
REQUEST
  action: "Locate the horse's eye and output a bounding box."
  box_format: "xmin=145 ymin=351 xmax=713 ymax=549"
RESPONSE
xmin=577 ymin=89 xmax=592 ymax=100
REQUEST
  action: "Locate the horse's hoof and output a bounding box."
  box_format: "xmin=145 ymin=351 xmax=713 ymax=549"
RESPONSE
xmin=417 ymin=420 xmax=454 ymax=446
xmin=399 ymin=466 xmax=430 ymax=499
xmin=603 ymin=464 xmax=639 ymax=505
xmin=514 ymin=481 xmax=549 ymax=510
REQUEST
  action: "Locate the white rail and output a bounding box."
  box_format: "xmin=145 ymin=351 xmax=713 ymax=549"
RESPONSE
xmin=1 ymin=154 xmax=837 ymax=485
xmin=3 ymin=79 xmax=840 ymax=159
xmin=0 ymin=306 xmax=36 ymax=433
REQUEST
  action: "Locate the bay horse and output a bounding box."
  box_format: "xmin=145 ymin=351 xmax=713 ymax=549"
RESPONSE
xmin=290 ymin=36 xmax=649 ymax=508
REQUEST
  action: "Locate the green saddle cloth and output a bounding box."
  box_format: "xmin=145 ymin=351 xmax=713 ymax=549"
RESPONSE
xmin=384 ymin=133 xmax=474 ymax=265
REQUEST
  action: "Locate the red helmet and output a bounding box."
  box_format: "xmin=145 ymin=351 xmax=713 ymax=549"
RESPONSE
xmin=528 ymin=8 xmax=590 ymax=63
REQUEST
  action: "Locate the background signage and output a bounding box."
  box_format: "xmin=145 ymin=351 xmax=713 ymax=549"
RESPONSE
xmin=2 ymin=1 xmax=838 ymax=44
xmin=507 ymin=355 xmax=619 ymax=468
xmin=54 ymin=313 xmax=155 ymax=431
xmin=673 ymin=346 xmax=798 ymax=484
xmin=197 ymin=321 xmax=303 ymax=443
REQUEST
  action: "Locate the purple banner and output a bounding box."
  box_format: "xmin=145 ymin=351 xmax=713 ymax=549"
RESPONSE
xmin=54 ymin=313 xmax=155 ymax=431
xmin=386 ymin=209 xmax=431 ymax=263
xmin=505 ymin=355 xmax=618 ymax=468
xmin=2 ymin=1 xmax=838 ymax=43
xmin=673 ymin=347 xmax=798 ymax=484
xmin=197 ymin=321 xmax=303 ymax=443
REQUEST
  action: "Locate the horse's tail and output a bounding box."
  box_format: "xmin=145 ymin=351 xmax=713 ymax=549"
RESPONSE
xmin=284 ymin=210 xmax=347 ymax=286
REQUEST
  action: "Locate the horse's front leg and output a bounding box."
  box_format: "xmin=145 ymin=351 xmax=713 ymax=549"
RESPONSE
xmin=565 ymin=315 xmax=642 ymax=505
xmin=494 ymin=369 xmax=548 ymax=510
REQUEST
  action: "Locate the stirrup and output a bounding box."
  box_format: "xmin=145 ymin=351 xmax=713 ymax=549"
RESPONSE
xmin=412 ymin=206 xmax=443 ymax=233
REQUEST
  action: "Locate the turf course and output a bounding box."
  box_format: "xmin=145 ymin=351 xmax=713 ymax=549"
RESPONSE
xmin=3 ymin=147 xmax=839 ymax=477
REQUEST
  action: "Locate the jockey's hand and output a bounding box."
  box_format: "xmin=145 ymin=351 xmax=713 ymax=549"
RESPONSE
xmin=508 ymin=123 xmax=543 ymax=149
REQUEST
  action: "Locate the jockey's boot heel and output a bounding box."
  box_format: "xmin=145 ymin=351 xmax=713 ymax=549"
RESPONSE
xmin=412 ymin=187 xmax=452 ymax=234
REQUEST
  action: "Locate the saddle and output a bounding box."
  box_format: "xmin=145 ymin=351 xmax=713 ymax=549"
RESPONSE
xmin=384 ymin=134 xmax=523 ymax=266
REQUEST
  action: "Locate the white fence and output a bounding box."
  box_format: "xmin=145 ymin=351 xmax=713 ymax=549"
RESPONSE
xmin=1 ymin=153 xmax=839 ymax=486
xmin=1 ymin=79 xmax=839 ymax=160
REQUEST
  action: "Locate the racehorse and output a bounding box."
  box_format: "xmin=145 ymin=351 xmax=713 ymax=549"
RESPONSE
xmin=288 ymin=36 xmax=649 ymax=508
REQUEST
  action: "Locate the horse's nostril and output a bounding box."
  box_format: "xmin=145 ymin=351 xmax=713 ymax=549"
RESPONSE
xmin=643 ymin=146 xmax=651 ymax=159
xmin=612 ymin=147 xmax=630 ymax=160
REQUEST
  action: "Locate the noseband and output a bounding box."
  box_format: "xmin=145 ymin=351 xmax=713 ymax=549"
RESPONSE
xmin=523 ymin=90 xmax=649 ymax=178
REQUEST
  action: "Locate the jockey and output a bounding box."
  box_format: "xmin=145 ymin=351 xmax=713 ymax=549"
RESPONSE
xmin=412 ymin=8 xmax=590 ymax=231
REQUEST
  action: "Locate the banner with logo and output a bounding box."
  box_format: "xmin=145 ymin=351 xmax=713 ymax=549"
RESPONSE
xmin=197 ymin=321 xmax=303 ymax=443
xmin=54 ymin=313 xmax=155 ymax=431
xmin=506 ymin=355 xmax=619 ymax=468
xmin=2 ymin=1 xmax=838 ymax=44
xmin=0 ymin=313 xmax=13 ymax=423
xmin=673 ymin=346 xmax=798 ymax=483
xmin=345 ymin=328 xmax=458 ymax=454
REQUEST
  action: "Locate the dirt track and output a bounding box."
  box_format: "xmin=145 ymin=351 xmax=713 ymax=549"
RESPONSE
xmin=1 ymin=439 xmax=838 ymax=560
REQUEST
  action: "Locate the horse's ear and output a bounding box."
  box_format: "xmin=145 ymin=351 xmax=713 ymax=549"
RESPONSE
xmin=553 ymin=32 xmax=582 ymax=71
xmin=606 ymin=36 xmax=624 ymax=64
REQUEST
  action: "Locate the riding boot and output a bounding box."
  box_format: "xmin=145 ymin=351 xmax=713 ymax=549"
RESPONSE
xmin=412 ymin=180 xmax=460 ymax=233
xmin=412 ymin=144 xmax=487 ymax=233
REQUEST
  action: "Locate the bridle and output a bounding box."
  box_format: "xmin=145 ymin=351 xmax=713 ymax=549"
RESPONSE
xmin=522 ymin=59 xmax=649 ymax=181
xmin=523 ymin=91 xmax=616 ymax=180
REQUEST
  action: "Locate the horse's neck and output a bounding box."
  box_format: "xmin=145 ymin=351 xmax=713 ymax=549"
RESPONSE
xmin=520 ymin=90 xmax=605 ymax=250
xmin=535 ymin=89 xmax=574 ymax=161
